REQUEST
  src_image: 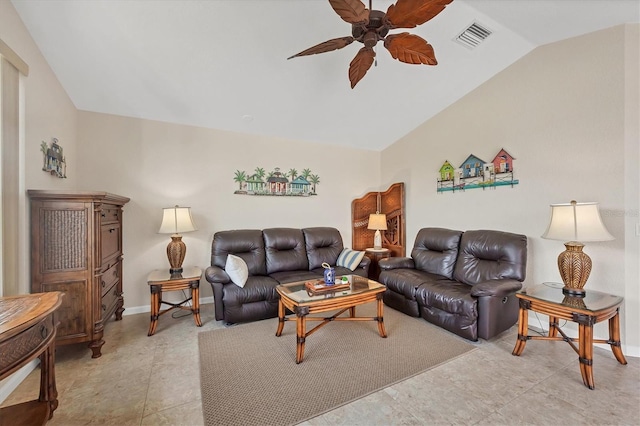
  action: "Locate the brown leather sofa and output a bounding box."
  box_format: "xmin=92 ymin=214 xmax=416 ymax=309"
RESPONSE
xmin=205 ymin=227 xmax=370 ymax=324
xmin=378 ymin=228 xmax=527 ymax=341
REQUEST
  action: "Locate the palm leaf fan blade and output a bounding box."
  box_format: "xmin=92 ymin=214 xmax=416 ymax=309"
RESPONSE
xmin=384 ymin=33 xmax=437 ymax=65
xmin=288 ymin=36 xmax=355 ymax=59
xmin=386 ymin=0 xmax=453 ymax=29
xmin=348 ymin=47 xmax=375 ymax=88
xmin=329 ymin=0 xmax=369 ymax=25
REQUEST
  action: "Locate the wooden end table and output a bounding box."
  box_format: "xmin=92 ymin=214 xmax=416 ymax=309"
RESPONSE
xmin=512 ymin=283 xmax=627 ymax=389
xmin=0 ymin=292 xmax=63 ymax=423
xmin=276 ymin=275 xmax=387 ymax=364
xmin=147 ymin=266 xmax=203 ymax=336
xmin=365 ymin=248 xmax=391 ymax=281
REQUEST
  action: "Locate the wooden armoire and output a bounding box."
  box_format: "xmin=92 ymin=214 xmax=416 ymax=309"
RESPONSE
xmin=28 ymin=190 xmax=130 ymax=358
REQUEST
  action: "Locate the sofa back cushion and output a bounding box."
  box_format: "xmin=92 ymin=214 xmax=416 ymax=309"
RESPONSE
xmin=211 ymin=229 xmax=267 ymax=276
xmin=302 ymin=227 xmax=344 ymax=270
xmin=411 ymin=228 xmax=463 ymax=279
xmin=263 ymin=228 xmax=309 ymax=274
xmin=453 ymin=230 xmax=527 ymax=286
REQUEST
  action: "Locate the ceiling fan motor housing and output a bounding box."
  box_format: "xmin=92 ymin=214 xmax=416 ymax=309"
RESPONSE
xmin=352 ymin=10 xmax=389 ymax=45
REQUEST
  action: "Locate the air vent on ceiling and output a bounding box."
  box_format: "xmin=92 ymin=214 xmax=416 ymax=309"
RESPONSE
xmin=454 ymin=22 xmax=492 ymax=49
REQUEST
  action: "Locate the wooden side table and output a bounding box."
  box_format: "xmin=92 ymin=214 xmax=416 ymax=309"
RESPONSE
xmin=365 ymin=248 xmax=391 ymax=281
xmin=147 ymin=266 xmax=203 ymax=336
xmin=0 ymin=292 xmax=63 ymax=423
xmin=512 ymin=283 xmax=627 ymax=389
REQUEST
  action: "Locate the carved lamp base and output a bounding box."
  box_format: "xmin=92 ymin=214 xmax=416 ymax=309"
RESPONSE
xmin=558 ymin=241 xmax=592 ymax=297
xmin=167 ymin=235 xmax=186 ymax=273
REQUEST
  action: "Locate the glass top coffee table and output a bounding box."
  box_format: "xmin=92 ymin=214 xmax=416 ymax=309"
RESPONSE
xmin=275 ymin=275 xmax=387 ymax=363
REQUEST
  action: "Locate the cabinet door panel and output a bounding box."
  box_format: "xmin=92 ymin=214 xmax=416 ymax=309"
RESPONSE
xmin=41 ymin=280 xmax=89 ymax=340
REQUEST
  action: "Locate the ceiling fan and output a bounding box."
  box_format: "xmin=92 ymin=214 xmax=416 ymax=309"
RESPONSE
xmin=288 ymin=0 xmax=453 ymax=88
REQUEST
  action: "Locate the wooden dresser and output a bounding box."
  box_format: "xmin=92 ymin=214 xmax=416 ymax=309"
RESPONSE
xmin=0 ymin=292 xmax=63 ymax=425
xmin=28 ymin=190 xmax=130 ymax=358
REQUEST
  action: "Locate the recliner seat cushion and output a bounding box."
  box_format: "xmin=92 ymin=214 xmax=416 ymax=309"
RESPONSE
xmin=453 ymin=230 xmax=527 ymax=285
xmin=211 ymin=229 xmax=267 ymax=276
xmin=411 ymin=228 xmax=463 ymax=279
xmin=379 ymin=269 xmax=443 ymax=300
xmin=264 ymin=228 xmax=309 ymax=274
xmin=303 ymin=227 xmax=343 ymax=269
xmin=269 ymin=270 xmax=319 ymax=284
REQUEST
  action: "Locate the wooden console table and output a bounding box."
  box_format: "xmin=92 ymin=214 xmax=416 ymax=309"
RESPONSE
xmin=512 ymin=284 xmax=626 ymax=389
xmin=0 ymin=292 xmax=63 ymax=425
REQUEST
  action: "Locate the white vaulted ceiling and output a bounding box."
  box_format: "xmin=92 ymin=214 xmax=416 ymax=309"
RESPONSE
xmin=11 ymin=0 xmax=640 ymax=150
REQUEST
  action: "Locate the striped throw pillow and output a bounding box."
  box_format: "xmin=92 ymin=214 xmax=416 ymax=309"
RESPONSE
xmin=336 ymin=248 xmax=366 ymax=271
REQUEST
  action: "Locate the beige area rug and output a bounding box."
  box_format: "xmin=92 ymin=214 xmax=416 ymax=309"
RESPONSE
xmin=198 ymin=304 xmax=475 ymax=426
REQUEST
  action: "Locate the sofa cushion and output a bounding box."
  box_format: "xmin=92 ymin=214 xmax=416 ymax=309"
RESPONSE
xmin=303 ymin=227 xmax=344 ymax=270
xmin=211 ymin=229 xmax=267 ymax=276
xmin=336 ymin=248 xmax=365 ymax=271
xmin=225 ymin=254 xmax=248 ymax=287
xmin=415 ymin=280 xmax=478 ymax=319
xmin=264 ymin=228 xmax=309 ymax=274
xmin=379 ymin=269 xmax=442 ymax=300
xmin=453 ymin=230 xmax=527 ymax=286
xmin=411 ymin=228 xmax=463 ymax=279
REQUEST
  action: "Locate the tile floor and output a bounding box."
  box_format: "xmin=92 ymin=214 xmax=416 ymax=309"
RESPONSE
xmin=2 ymin=303 xmax=639 ymax=425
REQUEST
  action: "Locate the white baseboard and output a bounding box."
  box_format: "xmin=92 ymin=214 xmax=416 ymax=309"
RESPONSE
xmin=0 ymin=359 xmax=39 ymax=404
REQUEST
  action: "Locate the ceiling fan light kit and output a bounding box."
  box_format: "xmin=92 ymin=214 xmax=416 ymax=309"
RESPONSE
xmin=288 ymin=0 xmax=453 ymax=88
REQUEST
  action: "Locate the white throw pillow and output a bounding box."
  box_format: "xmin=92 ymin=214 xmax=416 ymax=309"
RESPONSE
xmin=336 ymin=248 xmax=366 ymax=271
xmin=226 ymin=254 xmax=248 ymax=288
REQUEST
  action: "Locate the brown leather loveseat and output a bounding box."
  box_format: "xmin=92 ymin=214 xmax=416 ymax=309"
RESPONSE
xmin=378 ymin=228 xmax=527 ymax=341
xmin=205 ymin=227 xmax=370 ymax=324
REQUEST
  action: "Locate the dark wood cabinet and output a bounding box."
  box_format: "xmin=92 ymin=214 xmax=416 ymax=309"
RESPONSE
xmin=28 ymin=190 xmax=130 ymax=358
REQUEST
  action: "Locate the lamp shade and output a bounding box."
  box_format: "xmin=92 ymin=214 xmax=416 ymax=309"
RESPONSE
xmin=541 ymin=201 xmax=613 ymax=242
xmin=158 ymin=206 xmax=197 ymax=235
xmin=367 ymin=213 xmax=388 ymax=231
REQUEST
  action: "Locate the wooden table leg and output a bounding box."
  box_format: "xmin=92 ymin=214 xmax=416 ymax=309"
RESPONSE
xmin=608 ymin=310 xmax=627 ymax=365
xmin=295 ymin=310 xmax=307 ymax=364
xmin=377 ymin=294 xmax=387 ymax=338
xmin=512 ymin=305 xmax=528 ymax=356
xmin=191 ymin=284 xmax=202 ymax=327
xmin=548 ymin=316 xmax=559 ymax=337
xmin=38 ymin=343 xmax=58 ymax=418
xmin=578 ymin=322 xmax=595 ymax=389
xmin=276 ymin=299 xmax=285 ymax=337
xmin=148 ymin=286 xmax=160 ymax=336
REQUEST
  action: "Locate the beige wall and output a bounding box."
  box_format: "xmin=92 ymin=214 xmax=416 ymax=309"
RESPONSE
xmin=76 ymin=111 xmax=381 ymax=311
xmin=381 ymin=25 xmax=639 ymax=356
xmin=0 ymin=0 xmax=78 ymax=296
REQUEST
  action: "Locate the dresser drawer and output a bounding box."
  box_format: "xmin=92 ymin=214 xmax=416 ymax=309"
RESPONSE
xmin=101 ymin=283 xmax=120 ymax=317
xmin=0 ymin=314 xmax=54 ymax=372
xmin=100 ymin=223 xmax=121 ymax=264
xmin=100 ymin=262 xmax=120 ymax=297
xmin=100 ymin=207 xmax=121 ymax=224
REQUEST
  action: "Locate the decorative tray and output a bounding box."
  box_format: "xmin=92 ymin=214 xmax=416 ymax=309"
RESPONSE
xmin=304 ymin=280 xmax=350 ymax=294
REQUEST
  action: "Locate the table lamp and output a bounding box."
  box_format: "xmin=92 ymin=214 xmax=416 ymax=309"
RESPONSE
xmin=158 ymin=205 xmax=197 ymax=273
xmin=368 ymin=212 xmax=387 ymax=250
xmin=541 ymin=200 xmax=613 ymax=296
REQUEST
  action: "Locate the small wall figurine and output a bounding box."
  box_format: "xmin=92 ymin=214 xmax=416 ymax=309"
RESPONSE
xmin=40 ymin=138 xmax=67 ymax=178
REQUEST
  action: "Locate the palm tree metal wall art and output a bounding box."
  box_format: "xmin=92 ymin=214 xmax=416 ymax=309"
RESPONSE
xmin=233 ymin=166 xmax=320 ymax=196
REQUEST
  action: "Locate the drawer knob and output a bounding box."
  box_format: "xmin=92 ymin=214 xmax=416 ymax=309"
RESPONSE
xmin=102 ymin=280 xmax=106 ymax=288
xmin=102 ymin=304 xmax=107 ymax=311
xmin=109 ymin=228 xmax=116 ymax=233
xmin=40 ymin=325 xmax=48 ymax=339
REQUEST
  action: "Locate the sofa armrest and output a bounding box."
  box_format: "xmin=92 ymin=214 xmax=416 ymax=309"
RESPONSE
xmin=358 ymin=255 xmax=371 ymax=271
xmin=379 ymin=257 xmax=415 ymax=270
xmin=205 ymin=266 xmax=230 ymax=321
xmin=205 ymin=265 xmax=230 ymax=284
xmin=470 ymin=279 xmax=523 ymax=298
